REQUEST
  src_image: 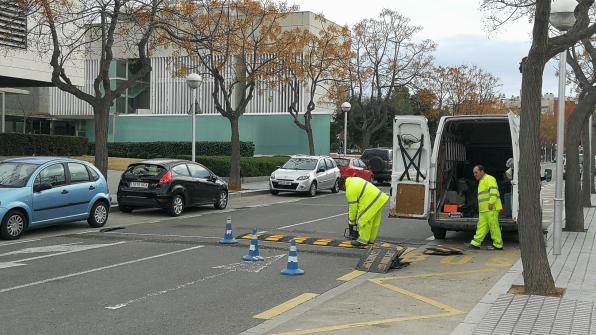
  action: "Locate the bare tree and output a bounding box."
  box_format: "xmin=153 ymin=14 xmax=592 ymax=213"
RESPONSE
xmin=163 ymin=0 xmax=300 ymax=190
xmin=508 ymin=0 xmax=596 ymax=294
xmin=282 ymin=16 xmax=351 ymax=155
xmin=13 ymin=0 xmax=165 ymax=178
xmin=565 ymin=38 xmax=596 ymax=228
xmin=349 ymin=9 xmax=435 ymax=148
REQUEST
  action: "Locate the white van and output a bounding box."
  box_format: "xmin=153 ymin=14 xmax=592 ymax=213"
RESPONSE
xmin=389 ymin=113 xmax=523 ymax=239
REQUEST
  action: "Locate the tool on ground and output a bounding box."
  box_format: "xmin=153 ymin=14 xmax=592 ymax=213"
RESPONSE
xmin=281 ymin=239 xmax=304 ymax=276
xmin=219 ymin=217 xmax=238 ymax=244
xmin=355 ymin=242 xmax=408 ymax=273
xmin=243 ymin=228 xmax=264 ymax=261
xmin=423 ymin=245 xmax=464 ymax=256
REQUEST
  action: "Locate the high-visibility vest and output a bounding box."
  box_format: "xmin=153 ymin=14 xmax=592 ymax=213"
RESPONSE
xmin=478 ymin=174 xmax=502 ymax=213
xmin=345 ymin=177 xmax=389 ymax=224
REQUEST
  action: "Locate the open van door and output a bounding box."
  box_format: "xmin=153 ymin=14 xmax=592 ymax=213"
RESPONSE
xmin=389 ymin=116 xmax=432 ymax=219
xmin=508 ymin=112 xmax=520 ymax=222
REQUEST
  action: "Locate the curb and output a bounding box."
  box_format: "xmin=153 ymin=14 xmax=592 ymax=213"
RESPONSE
xmin=109 ymin=188 xmax=270 ymax=213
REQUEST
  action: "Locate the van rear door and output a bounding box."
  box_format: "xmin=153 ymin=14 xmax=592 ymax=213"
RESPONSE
xmin=390 ymin=116 xmax=432 ymax=218
xmin=508 ymin=112 xmax=520 ymax=222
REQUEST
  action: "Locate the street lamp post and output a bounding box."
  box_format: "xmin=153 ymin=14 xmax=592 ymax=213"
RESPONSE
xmin=341 ymin=102 xmax=351 ymax=156
xmin=186 ymin=73 xmax=203 ymax=162
xmin=550 ymin=0 xmax=577 ymax=255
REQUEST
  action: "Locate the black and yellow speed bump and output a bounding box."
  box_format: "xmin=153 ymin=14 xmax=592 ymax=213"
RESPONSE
xmin=236 ymin=233 xmax=357 ymax=248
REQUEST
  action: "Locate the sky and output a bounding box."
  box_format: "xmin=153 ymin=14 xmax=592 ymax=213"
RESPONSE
xmin=290 ymin=0 xmax=561 ymax=97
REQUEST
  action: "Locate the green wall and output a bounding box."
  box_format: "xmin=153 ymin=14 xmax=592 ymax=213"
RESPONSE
xmin=86 ymin=114 xmax=330 ymax=156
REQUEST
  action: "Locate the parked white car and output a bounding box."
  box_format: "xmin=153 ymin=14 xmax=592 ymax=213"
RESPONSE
xmin=269 ymin=155 xmax=341 ymax=197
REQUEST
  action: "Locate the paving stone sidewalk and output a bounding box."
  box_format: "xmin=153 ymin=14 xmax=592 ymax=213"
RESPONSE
xmin=454 ymin=194 xmax=596 ymax=335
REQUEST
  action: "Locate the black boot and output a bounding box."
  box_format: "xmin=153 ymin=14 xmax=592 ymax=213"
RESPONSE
xmin=348 ymin=225 xmax=358 ymax=240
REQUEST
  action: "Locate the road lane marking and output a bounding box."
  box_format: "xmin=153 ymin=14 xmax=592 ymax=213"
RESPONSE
xmin=102 ymin=232 xmax=221 ymax=239
xmin=337 ymin=270 xmax=366 ymax=282
xmin=271 ymin=268 xmax=496 ymax=335
xmin=440 ymin=255 xmax=473 ymax=265
xmin=0 ymin=242 xmax=127 ymax=267
xmin=0 ymin=246 xmax=203 ymax=294
xmin=0 ymin=239 xmax=41 ymax=247
xmin=106 ymin=254 xmax=285 ymax=310
xmin=254 ymin=293 xmax=319 ymax=320
xmin=277 ymin=213 xmax=347 ymax=230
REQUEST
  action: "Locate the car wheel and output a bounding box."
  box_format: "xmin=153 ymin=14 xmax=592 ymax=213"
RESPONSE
xmin=308 ymin=182 xmax=317 ymax=197
xmin=1 ymin=210 xmax=26 ymax=240
xmin=119 ymin=205 xmax=133 ymax=213
xmin=270 ymin=189 xmax=279 ymax=195
xmin=431 ymin=228 xmax=447 ymax=240
xmin=214 ymin=190 xmax=228 ymax=210
xmin=331 ymin=179 xmax=339 ymax=193
xmin=168 ymin=194 xmax=185 ymax=217
xmin=88 ymin=201 xmax=109 ymax=228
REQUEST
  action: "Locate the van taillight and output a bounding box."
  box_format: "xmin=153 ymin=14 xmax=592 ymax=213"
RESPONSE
xmin=159 ymin=171 xmax=173 ymax=185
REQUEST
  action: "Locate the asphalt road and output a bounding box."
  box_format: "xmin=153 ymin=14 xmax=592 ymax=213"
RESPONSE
xmin=0 ymin=186 xmax=434 ymax=335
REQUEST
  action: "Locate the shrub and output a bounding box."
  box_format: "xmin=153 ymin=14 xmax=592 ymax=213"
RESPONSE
xmin=174 ymin=155 xmax=289 ymax=177
xmin=0 ymin=133 xmax=88 ymax=156
xmin=88 ymin=141 xmax=255 ymax=158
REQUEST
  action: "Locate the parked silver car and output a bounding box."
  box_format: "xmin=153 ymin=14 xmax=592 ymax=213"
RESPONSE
xmin=269 ymin=155 xmax=341 ymax=196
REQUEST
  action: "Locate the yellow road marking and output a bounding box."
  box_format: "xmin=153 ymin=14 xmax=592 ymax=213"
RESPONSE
xmin=271 ymin=268 xmax=497 ymax=335
xmin=253 ymin=293 xmax=319 ymax=320
xmin=336 ymin=270 xmax=366 ymax=282
xmin=337 ymin=241 xmax=354 ymax=248
xmin=440 ymin=255 xmax=473 ymax=265
xmin=292 ymin=236 xmax=309 ymax=244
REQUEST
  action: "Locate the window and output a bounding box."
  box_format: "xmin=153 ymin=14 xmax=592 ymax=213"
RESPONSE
xmin=334 ymin=159 xmax=349 ymax=167
xmin=325 ymin=159 xmax=335 ymax=170
xmin=172 ymin=164 xmax=191 ymax=177
xmin=88 ymin=167 xmax=100 ymax=181
xmin=356 ymin=160 xmax=366 ymax=168
xmin=187 ymin=164 xmax=211 ymax=179
xmin=0 ymin=2 xmax=27 ymax=49
xmin=0 ymin=162 xmax=37 ymax=187
xmin=37 ymin=164 xmax=66 ymax=187
xmin=67 ymin=163 xmax=90 ymax=183
xmin=125 ymin=164 xmax=165 ymax=177
xmin=282 ymin=158 xmax=318 ymax=171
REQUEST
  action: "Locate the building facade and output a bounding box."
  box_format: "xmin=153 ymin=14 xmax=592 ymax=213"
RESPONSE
xmin=0 ymin=10 xmax=337 ymax=156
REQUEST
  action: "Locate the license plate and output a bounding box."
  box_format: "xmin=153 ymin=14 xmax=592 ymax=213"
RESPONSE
xmin=129 ymin=182 xmax=149 ymax=188
xmin=278 ymin=180 xmax=292 ymax=185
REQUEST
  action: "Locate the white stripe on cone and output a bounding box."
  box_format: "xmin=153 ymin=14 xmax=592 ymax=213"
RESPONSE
xmin=288 ymin=256 xmax=298 ymax=262
xmin=249 ymin=245 xmax=256 ymax=251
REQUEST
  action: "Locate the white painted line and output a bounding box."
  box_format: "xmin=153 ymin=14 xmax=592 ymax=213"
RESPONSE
xmin=0 ymin=239 xmax=41 ymax=247
xmin=104 ymin=232 xmax=221 ymax=239
xmin=0 ymin=245 xmax=203 ymax=294
xmin=425 ymin=235 xmax=435 ymax=241
xmin=1 ymin=242 xmax=127 ymax=264
xmin=277 ymin=213 xmax=347 ymax=230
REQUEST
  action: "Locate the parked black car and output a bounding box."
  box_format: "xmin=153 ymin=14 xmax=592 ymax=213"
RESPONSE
xmin=361 ymin=148 xmax=393 ymax=184
xmin=117 ymin=159 xmax=228 ymax=216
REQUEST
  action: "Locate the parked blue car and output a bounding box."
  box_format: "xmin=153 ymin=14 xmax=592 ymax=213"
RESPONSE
xmin=0 ymin=157 xmax=111 ymax=240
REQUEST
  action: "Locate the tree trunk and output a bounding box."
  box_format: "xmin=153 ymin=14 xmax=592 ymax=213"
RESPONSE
xmin=592 ymin=116 xmax=596 ymax=194
xmin=94 ymin=105 xmax=109 ymax=179
xmin=564 ymin=92 xmax=596 ymax=231
xmin=519 ymin=55 xmax=556 ymax=294
xmin=361 ymin=129 xmax=372 ymax=149
xmin=228 ymin=115 xmax=241 ymax=191
xmin=304 ymin=114 xmax=315 ymax=155
xmin=582 ymin=119 xmax=592 ymax=207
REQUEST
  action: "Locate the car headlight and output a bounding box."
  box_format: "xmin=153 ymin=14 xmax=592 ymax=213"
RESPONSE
xmin=296 ymin=175 xmax=310 ymax=181
xmin=270 ymin=173 xmax=276 ymax=179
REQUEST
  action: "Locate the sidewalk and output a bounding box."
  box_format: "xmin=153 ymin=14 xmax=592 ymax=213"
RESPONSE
xmin=453 ymin=196 xmax=596 ymax=335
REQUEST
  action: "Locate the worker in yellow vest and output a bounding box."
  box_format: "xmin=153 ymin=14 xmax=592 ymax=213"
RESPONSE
xmin=469 ymin=165 xmax=504 ymax=250
xmin=339 ymin=177 xmax=389 ymax=247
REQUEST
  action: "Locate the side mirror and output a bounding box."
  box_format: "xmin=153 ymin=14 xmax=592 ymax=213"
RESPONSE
xmin=317 ymin=168 xmax=326 ymax=173
xmin=544 ymin=169 xmax=553 ymax=182
xmin=34 ymin=182 xmax=52 ymax=193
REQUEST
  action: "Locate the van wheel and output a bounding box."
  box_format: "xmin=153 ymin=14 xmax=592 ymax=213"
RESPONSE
xmin=431 ymin=228 xmax=447 ymax=240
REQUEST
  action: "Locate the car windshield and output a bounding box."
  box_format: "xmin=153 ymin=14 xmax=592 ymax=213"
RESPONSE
xmin=282 ymin=158 xmax=318 ymax=171
xmin=124 ymin=164 xmax=166 ymax=177
xmin=0 ymin=162 xmax=38 ymax=188
xmin=335 ymin=159 xmax=350 ymax=167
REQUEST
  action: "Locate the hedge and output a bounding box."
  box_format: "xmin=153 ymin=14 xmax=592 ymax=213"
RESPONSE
xmin=88 ymin=141 xmax=255 ymax=158
xmin=175 ymin=155 xmax=289 ymax=177
xmin=0 ymin=133 xmax=88 ymax=156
